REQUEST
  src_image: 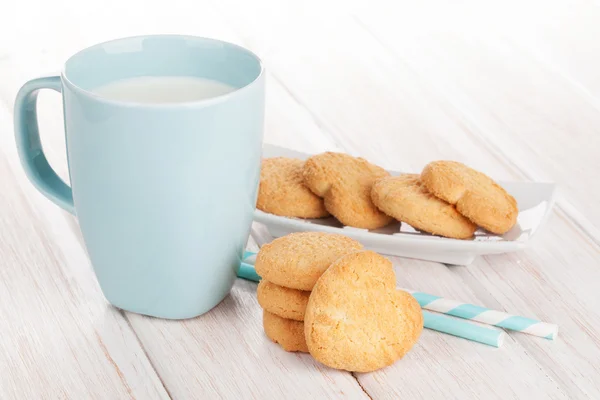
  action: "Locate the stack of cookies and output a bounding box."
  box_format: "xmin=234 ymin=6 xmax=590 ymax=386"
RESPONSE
xmin=255 ymin=231 xmax=424 ymax=372
xmin=255 ymin=232 xmax=363 ymax=353
xmin=257 ymin=153 xmax=518 ymax=239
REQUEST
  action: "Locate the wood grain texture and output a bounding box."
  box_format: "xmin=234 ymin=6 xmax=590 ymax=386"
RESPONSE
xmin=1 ymin=0 xmax=600 ymax=398
xmin=126 ymin=281 xmax=368 ymax=399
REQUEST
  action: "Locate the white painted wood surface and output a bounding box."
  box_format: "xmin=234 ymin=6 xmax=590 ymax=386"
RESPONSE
xmin=1 ymin=0 xmax=599 ymax=398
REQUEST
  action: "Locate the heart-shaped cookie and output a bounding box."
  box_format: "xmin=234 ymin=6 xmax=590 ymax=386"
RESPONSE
xmin=257 ymin=157 xmax=329 ymax=218
xmin=421 ymin=161 xmax=518 ymax=234
xmin=303 ymin=152 xmax=393 ymax=229
xmin=304 ymin=250 xmax=423 ymax=372
xmin=371 ymin=174 xmax=477 ymax=239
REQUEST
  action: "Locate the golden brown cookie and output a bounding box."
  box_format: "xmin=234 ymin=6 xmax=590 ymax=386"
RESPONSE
xmin=254 ymin=232 xmax=363 ymax=291
xmin=257 ymin=157 xmax=329 ymax=218
xmin=263 ymin=310 xmax=308 ymax=353
xmin=304 ymin=251 xmax=423 ymax=372
xmin=421 ymin=161 xmax=518 ymax=234
xmin=302 ymin=152 xmax=394 ymax=229
xmin=371 ymin=174 xmax=477 ymax=239
xmin=257 ymin=280 xmax=310 ymax=321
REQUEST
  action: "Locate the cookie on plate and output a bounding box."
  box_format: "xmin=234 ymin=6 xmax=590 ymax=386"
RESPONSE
xmin=254 ymin=232 xmax=363 ymax=291
xmin=257 ymin=280 xmax=310 ymax=321
xmin=263 ymin=310 xmax=308 ymax=353
xmin=302 ymin=152 xmax=393 ymax=229
xmin=421 ymin=161 xmax=518 ymax=234
xmin=304 ymin=251 xmax=423 ymax=372
xmin=371 ymin=174 xmax=477 ymax=239
xmin=257 ymin=157 xmax=329 ymax=218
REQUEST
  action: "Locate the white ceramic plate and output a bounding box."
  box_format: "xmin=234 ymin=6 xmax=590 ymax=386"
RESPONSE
xmin=254 ymin=144 xmax=557 ymax=265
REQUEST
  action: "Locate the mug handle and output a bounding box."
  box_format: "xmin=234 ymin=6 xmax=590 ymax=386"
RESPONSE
xmin=14 ymin=76 xmax=75 ymax=215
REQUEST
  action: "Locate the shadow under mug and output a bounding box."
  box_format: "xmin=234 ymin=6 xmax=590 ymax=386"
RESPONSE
xmin=13 ymin=35 xmax=265 ymax=319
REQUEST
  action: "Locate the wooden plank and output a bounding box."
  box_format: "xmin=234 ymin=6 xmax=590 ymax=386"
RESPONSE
xmin=0 ymin=109 xmax=169 ymax=399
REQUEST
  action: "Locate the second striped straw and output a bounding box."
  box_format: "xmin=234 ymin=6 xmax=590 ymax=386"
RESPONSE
xmin=406 ymin=290 xmax=558 ymax=340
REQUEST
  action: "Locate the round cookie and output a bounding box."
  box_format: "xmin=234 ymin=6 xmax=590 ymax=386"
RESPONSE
xmin=254 ymin=232 xmax=363 ymax=291
xmin=257 ymin=280 xmax=310 ymax=321
xmin=263 ymin=310 xmax=308 ymax=353
xmin=421 ymin=161 xmax=518 ymax=234
xmin=302 ymin=152 xmax=394 ymax=229
xmin=304 ymin=251 xmax=423 ymax=372
xmin=371 ymin=174 xmax=477 ymax=239
xmin=257 ymin=157 xmax=329 ymax=218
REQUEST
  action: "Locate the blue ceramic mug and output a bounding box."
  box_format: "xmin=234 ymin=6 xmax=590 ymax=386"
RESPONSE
xmin=14 ymin=35 xmax=265 ymax=319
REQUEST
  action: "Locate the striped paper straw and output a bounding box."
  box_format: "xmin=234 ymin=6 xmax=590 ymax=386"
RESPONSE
xmin=238 ymin=251 xmax=260 ymax=282
xmin=423 ymin=311 xmax=504 ymax=347
xmin=407 ymin=290 xmax=558 ymax=340
xmin=237 ymin=251 xmax=504 ymax=347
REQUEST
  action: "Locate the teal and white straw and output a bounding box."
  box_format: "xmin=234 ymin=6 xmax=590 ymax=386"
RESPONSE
xmin=238 ymin=251 xmax=260 ymax=281
xmin=407 ymin=290 xmax=558 ymax=340
xmin=422 ymin=311 xmax=504 ymax=347
xmin=237 ymin=251 xmax=507 ymax=347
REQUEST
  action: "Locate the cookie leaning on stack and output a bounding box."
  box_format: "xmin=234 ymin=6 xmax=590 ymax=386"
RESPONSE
xmin=255 ymin=232 xmax=363 ymax=352
xmin=305 ymin=250 xmax=423 ymax=372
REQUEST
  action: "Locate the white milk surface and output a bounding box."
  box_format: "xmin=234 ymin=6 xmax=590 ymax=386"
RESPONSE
xmin=93 ymin=76 xmax=237 ymax=103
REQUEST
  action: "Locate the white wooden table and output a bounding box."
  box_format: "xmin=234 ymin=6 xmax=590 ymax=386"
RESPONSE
xmin=1 ymin=1 xmax=599 ymax=398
